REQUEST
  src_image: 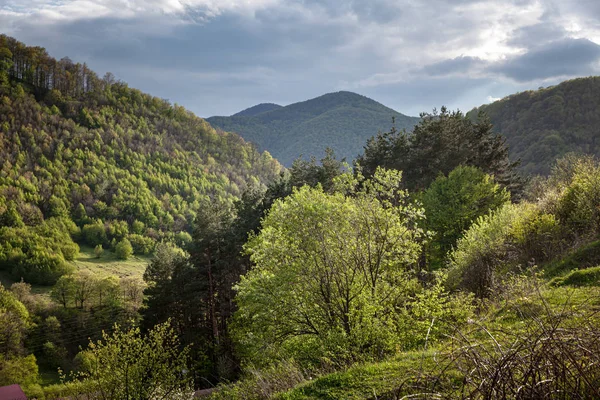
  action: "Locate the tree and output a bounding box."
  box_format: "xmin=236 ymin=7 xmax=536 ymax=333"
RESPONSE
xmin=421 ymin=166 xmax=510 ymax=268
xmin=51 ymin=275 xmax=75 ymax=308
xmin=115 ymin=238 xmax=133 ymax=260
xmin=233 ymin=168 xmax=425 ymax=366
xmin=94 ymin=244 xmax=104 ymax=259
xmin=0 ymin=284 xmax=29 ymax=356
xmin=289 ymin=147 xmax=347 ymax=193
xmin=75 ymin=321 xmax=193 ymax=399
xmin=357 ymin=107 xmax=523 ymax=196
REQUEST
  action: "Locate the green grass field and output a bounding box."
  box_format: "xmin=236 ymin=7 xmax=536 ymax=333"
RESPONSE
xmin=0 ymin=245 xmax=150 ymax=296
xmin=73 ymin=245 xmax=150 ymax=279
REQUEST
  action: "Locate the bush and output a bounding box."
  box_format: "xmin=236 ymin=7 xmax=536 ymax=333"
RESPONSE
xmin=82 ymin=221 xmax=107 ymax=246
xmin=0 ymin=224 xmax=77 ymax=285
xmin=94 ymin=244 xmax=104 ymax=258
xmin=447 ymin=297 xmax=600 ymax=399
xmin=448 ymin=203 xmax=561 ymax=297
xmin=127 ymin=234 xmax=155 ymax=255
xmin=115 ymin=238 xmax=133 ymax=260
xmin=421 ymin=165 xmax=510 ymax=268
xmin=544 ymin=240 xmax=600 ymax=277
xmin=555 ymin=157 xmax=600 ymax=237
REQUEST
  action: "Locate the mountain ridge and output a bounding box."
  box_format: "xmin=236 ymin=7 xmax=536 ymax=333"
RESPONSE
xmin=469 ymin=76 xmax=600 ymax=175
xmin=208 ymin=91 xmax=420 ymax=166
xmin=232 ymin=103 xmax=282 ymax=117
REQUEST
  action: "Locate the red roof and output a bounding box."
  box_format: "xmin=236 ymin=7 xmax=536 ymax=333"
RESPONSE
xmin=0 ymin=385 xmax=27 ymax=400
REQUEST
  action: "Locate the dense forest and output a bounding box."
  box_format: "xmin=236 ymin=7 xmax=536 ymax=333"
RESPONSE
xmin=469 ymin=77 xmax=600 ymax=175
xmin=1 ymin=34 xmax=600 ymax=400
xmin=207 ymin=91 xmax=420 ymax=166
xmin=0 ymin=34 xmax=281 ymax=286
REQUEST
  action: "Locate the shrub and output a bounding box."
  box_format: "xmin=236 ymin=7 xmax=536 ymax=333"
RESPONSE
xmin=448 ymin=203 xmax=561 ymax=297
xmin=556 ymin=157 xmax=600 ymax=238
xmin=115 ymin=238 xmax=133 ymax=260
xmin=126 ymin=234 xmax=155 ymax=255
xmin=94 ymin=244 xmax=104 ymax=258
xmin=0 ymin=224 xmax=77 ymax=285
xmin=421 ymin=165 xmax=510 ymax=268
xmin=82 ymin=221 xmax=107 ymax=246
xmin=447 ymin=297 xmax=600 ymax=399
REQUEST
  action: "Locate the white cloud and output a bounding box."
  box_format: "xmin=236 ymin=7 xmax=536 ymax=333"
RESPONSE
xmin=3 ymin=0 xmax=600 ymax=116
xmin=0 ymin=0 xmax=279 ymax=26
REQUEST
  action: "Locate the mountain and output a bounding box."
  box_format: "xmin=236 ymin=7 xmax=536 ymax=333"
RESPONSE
xmin=469 ymin=77 xmax=600 ymax=175
xmin=208 ymin=91 xmax=420 ymax=166
xmin=232 ymin=103 xmax=282 ymax=117
xmin=0 ymin=35 xmax=281 ymax=284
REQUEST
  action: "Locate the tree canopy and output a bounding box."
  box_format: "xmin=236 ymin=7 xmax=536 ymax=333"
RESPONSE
xmin=357 ymin=107 xmax=523 ymax=196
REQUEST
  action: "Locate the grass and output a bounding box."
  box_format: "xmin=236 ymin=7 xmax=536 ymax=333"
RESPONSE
xmin=550 ymin=265 xmax=600 ymax=287
xmin=0 ymin=245 xmax=149 ymax=296
xmin=214 ymin=278 xmax=600 ymax=400
xmin=72 ymin=245 xmax=150 ymax=279
xmin=275 ymin=350 xmax=461 ymax=400
xmin=543 ymin=239 xmax=600 ymax=277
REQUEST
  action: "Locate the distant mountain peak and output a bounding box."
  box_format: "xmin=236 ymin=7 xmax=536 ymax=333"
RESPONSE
xmin=232 ymin=103 xmax=282 ymax=117
xmin=208 ymin=91 xmax=419 ymax=166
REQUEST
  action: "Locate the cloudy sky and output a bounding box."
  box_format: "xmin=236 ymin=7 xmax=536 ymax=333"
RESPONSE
xmin=2 ymin=0 xmax=600 ymax=117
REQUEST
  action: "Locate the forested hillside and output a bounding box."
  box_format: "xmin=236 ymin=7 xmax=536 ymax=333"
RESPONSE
xmin=2 ymin=33 xmax=600 ymax=400
xmin=469 ymin=77 xmax=600 ymax=175
xmin=0 ymin=34 xmax=281 ymax=285
xmin=232 ymin=103 xmax=282 ymax=117
xmin=208 ymin=91 xmax=420 ymax=166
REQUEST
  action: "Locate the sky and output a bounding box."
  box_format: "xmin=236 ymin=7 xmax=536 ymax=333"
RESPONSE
xmin=2 ymin=0 xmax=600 ymax=118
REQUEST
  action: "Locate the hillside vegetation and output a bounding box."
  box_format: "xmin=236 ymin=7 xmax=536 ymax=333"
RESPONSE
xmin=233 ymin=103 xmax=283 ymax=117
xmin=0 ymin=34 xmax=281 ymax=285
xmin=2 ymin=35 xmax=600 ymax=400
xmin=469 ymin=77 xmax=600 ymax=175
xmin=208 ymin=91 xmax=420 ymax=166
xmin=206 ymin=155 xmax=600 ymax=400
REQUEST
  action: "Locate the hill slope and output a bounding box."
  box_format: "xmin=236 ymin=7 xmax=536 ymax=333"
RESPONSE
xmin=208 ymin=91 xmax=420 ymax=166
xmin=232 ymin=103 xmax=282 ymax=117
xmin=0 ymin=35 xmax=281 ymax=284
xmin=469 ymin=77 xmax=600 ymax=175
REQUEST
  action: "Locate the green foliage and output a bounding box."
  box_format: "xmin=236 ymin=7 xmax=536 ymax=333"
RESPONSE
xmin=234 ymin=169 xmax=452 ymax=368
xmin=448 ymin=202 xmax=560 ymax=297
xmin=208 ymin=91 xmax=419 ymax=166
xmin=544 ymin=240 xmax=600 ymax=277
xmin=289 ymin=148 xmax=347 ymax=193
xmin=127 ymin=233 xmax=156 ymax=255
xmin=0 ymin=34 xmax=282 ymax=286
xmin=421 ymin=166 xmax=510 ymax=267
xmin=94 ymin=244 xmax=104 ymax=258
xmin=0 ymin=221 xmax=77 ymax=284
xmin=357 ymin=107 xmax=522 ymax=195
xmin=555 ymin=157 xmax=600 ymax=237
xmin=73 ymin=321 xmax=193 ymax=399
xmin=115 ymin=238 xmax=134 ymax=260
xmin=551 ymin=266 xmax=600 ymax=287
xmin=0 ymin=354 xmax=40 ymax=392
xmin=82 ymin=222 xmax=107 ymax=247
xmin=469 ymin=77 xmax=600 ymax=175
xmin=0 ymin=284 xmax=29 ymax=355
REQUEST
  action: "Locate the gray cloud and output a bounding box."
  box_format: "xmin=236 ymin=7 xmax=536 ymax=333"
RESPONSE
xmin=2 ymin=0 xmax=600 ymax=117
xmin=419 ymin=56 xmax=484 ymax=77
xmin=492 ymin=38 xmax=600 ymax=82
